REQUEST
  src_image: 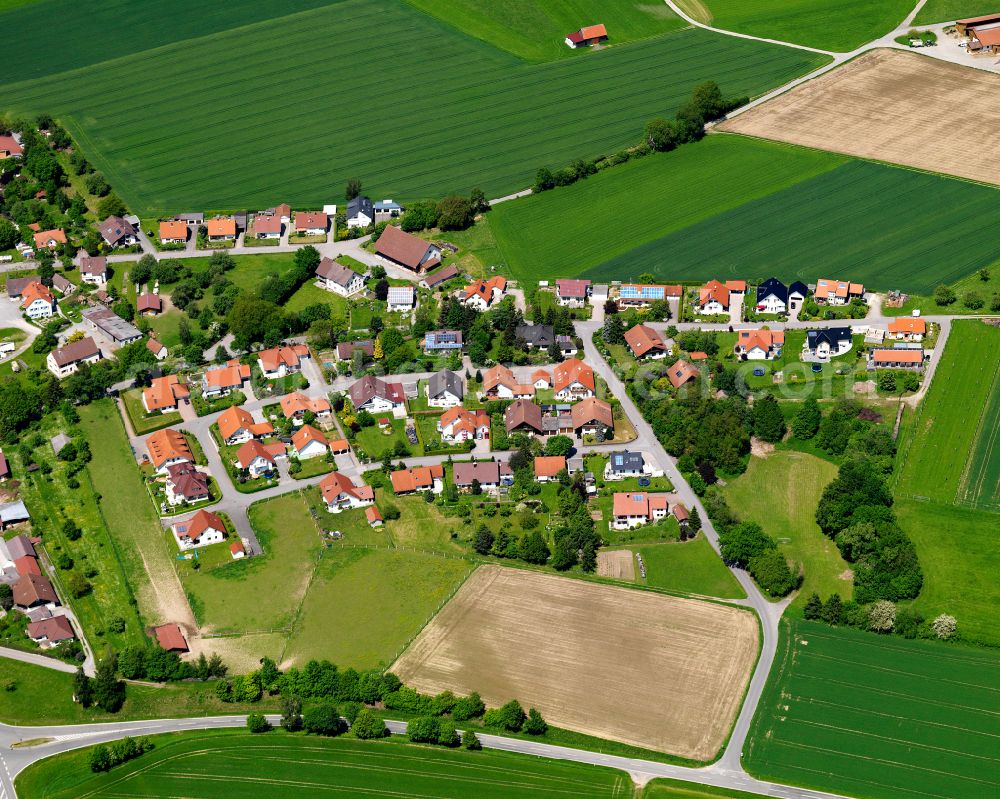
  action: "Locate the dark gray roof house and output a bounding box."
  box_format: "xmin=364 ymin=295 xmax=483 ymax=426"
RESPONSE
xmin=516 ymin=324 xmax=554 ymax=349
xmin=428 ymin=369 xmax=464 ymax=402
xmin=789 ymin=281 xmax=809 ymax=300
xmin=807 ymin=328 xmax=852 ymax=351
xmin=757 ymin=277 xmax=788 ymax=305
xmin=347 ymin=196 xmax=374 ymax=224
xmin=607 ymin=451 xmax=645 ymax=476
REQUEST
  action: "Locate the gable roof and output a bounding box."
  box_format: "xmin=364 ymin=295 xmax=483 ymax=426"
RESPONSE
xmin=336 ymin=339 xmax=373 ymax=360
xmin=159 ymin=220 xmax=188 ymax=240
xmin=253 ymin=214 xmax=282 ymax=235
xmin=699 ymin=280 xmax=730 ymax=309
xmin=439 ymin=406 xmax=489 ymax=434
xmin=175 ymin=509 xmax=226 ymax=541
xmin=21 ymin=281 xmax=53 ymax=309
xmin=153 ymin=623 xmax=188 ymax=652
xmin=504 ymin=398 xmax=543 ymax=433
xmin=292 ymin=424 xmax=328 ymax=454
xmin=49 ymin=336 xmax=99 ymax=368
xmin=608 ymin=451 xmax=644 ymax=473
xmin=147 ymin=338 xmax=167 ymax=357
xmin=206 ymin=217 xmax=236 ymax=237
xmin=887 ymin=317 xmax=926 ymax=334
xmin=99 ymin=216 xmax=134 ymax=245
xmin=516 ymin=323 xmax=553 ymax=347
xmin=873 ymin=348 xmax=923 ymax=364
xmin=205 ymin=360 xmax=251 ymax=389
xmin=347 ymin=195 xmax=374 ymax=220
xmin=32 ymin=228 xmax=66 ymax=248
xmin=146 ymin=429 xmax=192 ymax=469
xmin=624 ymin=324 xmax=666 ymax=357
xmin=390 ymin=464 xmax=444 ymax=493
xmin=788 ymin=280 xmax=809 ymax=298
xmin=464 ymin=276 xmax=507 ymax=305
xmin=315 ymin=257 xmax=362 ymax=288
xmin=422 ymin=263 xmax=459 ymax=288
xmin=218 ymin=405 xmax=273 ymax=442
xmin=807 ymin=328 xmax=852 ymax=350
xmin=14 ymin=573 xmax=58 ymax=606
xmin=725 ymin=280 xmax=747 ymax=292
xmin=27 ymin=615 xmax=74 ymax=642
xmin=667 ymin=360 xmax=699 ymax=389
xmin=295 ymin=211 xmax=328 ymax=230
xmin=235 ymin=439 xmax=277 ymax=468
xmin=280 ymin=391 xmax=332 ymax=418
xmin=376 ymin=225 xmax=436 ymax=269
xmin=428 ymin=369 xmax=464 ymax=400
xmin=7 ymin=534 xmax=35 ymax=559
xmin=756 ymin=277 xmax=787 ymax=304
xmin=348 ymin=375 xmax=405 ymax=407
xmin=534 ymin=455 xmax=567 ymax=478
xmin=553 ymin=358 xmax=594 ymax=393
xmin=386 ymin=285 xmax=415 ymax=306
xmin=737 ymin=329 xmax=785 ymax=353
xmin=571 ymin=397 xmax=613 ymax=429
xmin=453 ymin=460 xmax=508 ymax=486
xmin=257 ymin=344 xmax=308 ymax=373
xmin=165 ymin=462 xmax=209 ymax=500
xmin=137 ymin=293 xmax=162 ymax=313
xmin=320 ymin=471 xmax=374 ymax=504
xmin=556 ymin=279 xmax=591 ymax=298
xmin=143 ymin=374 xmax=189 ymax=411
xmin=483 ymin=364 xmax=533 ymax=396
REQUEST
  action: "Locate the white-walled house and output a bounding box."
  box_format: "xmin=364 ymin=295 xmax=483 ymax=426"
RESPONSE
xmin=348 ymin=375 xmax=406 ymax=415
xmin=427 ymin=369 xmax=464 ymax=408
xmin=172 ymin=510 xmax=226 ymax=550
xmin=315 ymin=257 xmax=365 ymax=297
xmin=46 ymin=337 xmax=101 ymax=379
xmin=20 ymin=282 xmax=55 ymax=319
xmin=755 ymin=278 xmax=788 ymax=315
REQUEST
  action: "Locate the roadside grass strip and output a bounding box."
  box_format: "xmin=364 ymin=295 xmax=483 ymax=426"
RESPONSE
xmin=0 ymin=0 xmax=826 ymax=214
xmin=745 ymin=619 xmax=1000 ymax=799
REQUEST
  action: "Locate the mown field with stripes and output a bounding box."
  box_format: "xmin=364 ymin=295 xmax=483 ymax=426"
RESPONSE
xmin=490 ymin=135 xmax=1000 ymax=293
xmin=0 ymin=0 xmax=827 ymax=215
xmin=17 ymin=731 xmax=637 ymax=799
xmin=745 ymin=619 xmax=1000 ymax=799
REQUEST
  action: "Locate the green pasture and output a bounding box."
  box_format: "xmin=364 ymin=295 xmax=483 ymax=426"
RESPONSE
xmin=679 ymin=0 xmax=913 ymax=51
xmin=584 ymin=155 xmax=1000 ymax=294
xmin=720 ymin=450 xmax=847 ymax=608
xmin=16 ymin=730 xmax=636 ymax=799
xmin=490 ymin=136 xmax=843 ymax=283
xmin=895 ymin=321 xmax=1000 ymax=508
xmin=282 ymin=547 xmax=473 ymax=669
xmin=745 ymin=619 xmax=1000 ymax=799
xmin=1 ymin=1 xmax=826 ymax=214
xmin=895 ymin=500 xmax=1000 ymax=647
xmin=405 ymin=0 xmax=685 ymax=61
xmin=633 ymin=535 xmax=746 ymax=599
xmin=915 ymin=0 xmax=998 ymax=23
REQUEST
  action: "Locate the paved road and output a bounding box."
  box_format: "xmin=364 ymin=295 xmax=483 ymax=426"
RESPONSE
xmin=0 ymin=714 xmax=857 ymax=799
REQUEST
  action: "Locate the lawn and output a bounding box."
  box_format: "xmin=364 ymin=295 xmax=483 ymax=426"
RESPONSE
xmin=585 ymin=155 xmax=1000 ymax=294
xmin=16 ymin=730 xmax=635 ymax=799
xmin=914 ymin=0 xmax=997 ymax=23
xmin=680 ymin=0 xmax=914 ymax=51
xmin=883 ymin=261 xmax=1000 ymax=317
xmin=0 ymin=1 xmax=825 ymax=215
xmin=490 ymin=136 xmax=843 ymax=284
xmin=79 ymin=400 xmax=187 ymax=627
xmin=720 ymin=450 xmax=847 ymax=609
xmin=281 ymin=547 xmax=473 ymax=668
xmin=0 ymin=660 xmax=282 ymax=727
xmin=352 ymin=417 xmax=422 ymax=460
xmin=895 ymin=320 xmax=1000 ymax=509
xmin=634 ymin=535 xmax=746 ymax=599
xmin=406 ymin=0 xmax=686 ymax=62
xmin=745 ymin=618 xmax=1000 ymax=799
xmin=894 ymin=500 xmax=1000 ymax=647
xmin=284 ymin=280 xmax=349 ymax=318
xmin=121 ymin=388 xmax=181 ymax=434
xmin=181 ymin=492 xmax=321 ymax=633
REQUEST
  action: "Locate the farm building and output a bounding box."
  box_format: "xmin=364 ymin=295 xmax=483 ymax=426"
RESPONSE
xmin=82 ymin=306 xmax=142 ymax=345
xmin=137 ymin=293 xmax=162 ymax=316
xmin=153 ymin=623 xmax=189 ymax=653
xmin=46 ymin=336 xmax=101 ymax=379
xmin=565 ymin=23 xmax=608 ymax=48
xmin=421 ymin=264 xmax=460 ymax=289
xmin=956 ymin=14 xmax=1000 ymax=52
xmin=375 ymin=225 xmax=442 ymax=272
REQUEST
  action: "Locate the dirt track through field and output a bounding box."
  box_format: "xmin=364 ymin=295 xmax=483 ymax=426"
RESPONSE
xmin=720 ymin=49 xmax=1000 ymax=186
xmin=392 ymin=566 xmax=758 ymax=759
xmin=597 ymin=549 xmax=636 ymax=580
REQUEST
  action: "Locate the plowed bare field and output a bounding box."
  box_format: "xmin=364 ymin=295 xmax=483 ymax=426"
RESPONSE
xmin=720 ymin=49 xmax=1000 ymax=186
xmin=392 ymin=566 xmax=758 ymax=760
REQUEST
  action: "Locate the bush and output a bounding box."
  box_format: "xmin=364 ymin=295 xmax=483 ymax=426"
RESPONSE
xmin=963 ymin=290 xmax=984 ymax=310
xmin=351 ymin=708 xmax=389 ymax=739
xmin=868 ymin=600 xmax=896 ymax=632
xmin=748 ymin=549 xmax=797 ymax=597
xmin=483 ymin=700 xmax=525 ymax=732
xmin=452 ymin=691 xmax=485 ymax=721
xmin=89 ymin=736 xmax=153 ymax=772
xmin=463 ymin=729 xmax=482 ymax=750
xmin=246 ymin=712 xmax=271 ymax=733
xmin=437 ymin=718 xmax=460 ymax=747
xmin=523 ymin=708 xmax=548 ymax=735
xmin=303 ymin=704 xmax=347 ymax=736
xmin=932 ymin=613 xmax=957 ymax=640
xmin=407 ymin=716 xmax=440 ymax=743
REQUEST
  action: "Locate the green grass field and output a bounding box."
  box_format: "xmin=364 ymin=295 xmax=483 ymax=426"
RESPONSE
xmin=182 ymin=493 xmax=321 ymax=633
xmin=281 ymin=547 xmax=472 ymax=668
xmin=633 ymin=535 xmax=746 ymax=599
xmin=680 ymin=0 xmax=913 ymax=51
xmin=745 ymin=619 xmax=1000 ymax=799
xmin=491 ymin=136 xmax=1000 ymax=292
xmin=914 ymin=0 xmax=998 ymax=24
xmin=720 ymin=451 xmax=847 ymax=609
xmin=16 ymin=730 xmax=637 ymax=799
xmin=896 ymin=321 xmax=1000 ymax=509
xmin=1 ymin=1 xmax=825 ymax=214
xmin=405 ymin=0 xmax=685 ymax=61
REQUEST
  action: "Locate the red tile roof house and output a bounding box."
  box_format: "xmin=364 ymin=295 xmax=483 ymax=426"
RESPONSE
xmin=532 ymin=369 xmax=552 ymax=389
xmin=20 ymin=282 xmax=55 ymax=320
xmin=887 ymin=317 xmax=927 ymax=342
xmin=348 ymin=375 xmax=406 ymax=415
xmin=734 ymin=329 xmax=785 ymax=361
xmin=164 ymin=462 xmax=211 ymax=506
xmin=390 ymin=464 xmax=445 ymax=495
xmin=147 ymin=338 xmax=167 ymax=360
xmin=815 ymin=278 xmax=864 ymax=306
xmin=612 ymin=492 xmax=670 ymax=530
xmin=172 ymin=509 xmax=227 ymax=550
xmin=294 ymin=211 xmax=328 ymax=236
xmin=143 ymin=374 xmax=190 ymax=413
xmin=453 ymin=460 xmax=512 ymax=492
xmin=291 ymin=424 xmax=329 ymax=460
xmin=871 ymin=348 xmax=925 ymax=370
xmin=32 ymin=228 xmax=67 ymax=251
xmin=146 ymin=428 xmax=193 ymax=472
xmin=571 ymin=397 xmax=614 ymax=438
xmin=463 ymin=276 xmax=507 ymax=311
xmin=206 ymin=217 xmax=237 ymax=242
xmin=14 ymin=573 xmax=59 ymax=608
xmin=159 ymin=219 xmax=189 ymax=245
xmin=0 ymin=133 xmax=23 ymax=159
xmin=565 ymin=23 xmax=608 ymax=48
xmin=202 ymin=359 xmax=251 ymax=398
xmin=256 ymin=343 xmax=309 ymax=379
xmin=137 ymin=293 xmax=162 ymax=316
xmin=667 ymin=359 xmax=700 ymax=390
xmin=319 ymin=472 xmax=374 ymax=513
xmin=534 ymin=455 xmax=567 ymax=482
xmin=556 ymin=279 xmax=591 ymax=307
xmin=218 ymin=405 xmax=274 ymax=446
xmin=624 ymin=324 xmax=667 ymax=360
xmin=280 ymin=391 xmax=332 ymax=423
xmin=553 ymin=358 xmax=595 ymax=400
xmin=375 ymin=225 xmax=442 ymax=272
xmin=153 ymin=623 xmax=188 ymax=653
xmin=437 ymin=407 xmax=490 ymax=443
xmin=235 ymin=439 xmax=282 ymax=479
xmin=46 ymin=336 xmax=101 ymax=379
xmin=483 ymin=364 xmax=535 ymax=400
xmin=253 ymin=213 xmax=282 ymax=239
xmin=78 ymin=255 xmax=108 ymax=286
xmin=27 ymin=615 xmax=75 ymax=647
xmin=696 ymin=280 xmax=731 ymax=315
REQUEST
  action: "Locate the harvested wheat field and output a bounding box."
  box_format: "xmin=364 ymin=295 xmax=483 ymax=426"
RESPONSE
xmin=720 ymin=49 xmax=1000 ymax=186
xmin=392 ymin=565 xmax=758 ymax=759
xmin=597 ymin=549 xmax=636 ymax=580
